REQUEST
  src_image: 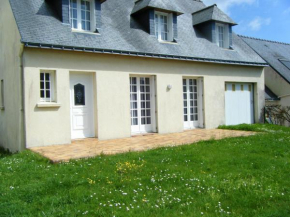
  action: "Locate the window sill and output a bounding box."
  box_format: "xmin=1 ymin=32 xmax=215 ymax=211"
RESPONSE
xmin=72 ymin=29 xmax=100 ymax=35
xmin=37 ymin=103 xmax=61 ymax=108
xmin=159 ymin=40 xmax=178 ymax=45
xmin=0 ymin=106 xmax=5 ymax=110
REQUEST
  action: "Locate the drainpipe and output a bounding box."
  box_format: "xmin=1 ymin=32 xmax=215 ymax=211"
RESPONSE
xmin=19 ymin=43 xmax=27 ymax=150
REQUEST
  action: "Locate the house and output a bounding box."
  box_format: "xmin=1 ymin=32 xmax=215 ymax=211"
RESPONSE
xmin=0 ymin=0 xmax=267 ymax=152
xmin=240 ymin=36 xmax=290 ymax=125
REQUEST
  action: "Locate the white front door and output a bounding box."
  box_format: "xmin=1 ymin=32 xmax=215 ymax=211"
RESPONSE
xmin=183 ymin=78 xmax=203 ymax=129
xmin=130 ymin=76 xmax=156 ymax=134
xmin=70 ymin=73 xmax=95 ymax=139
xmin=225 ymin=83 xmax=254 ymax=125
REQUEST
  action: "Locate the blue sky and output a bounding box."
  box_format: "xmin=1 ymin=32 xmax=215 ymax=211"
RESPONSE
xmin=202 ymin=0 xmax=290 ymax=43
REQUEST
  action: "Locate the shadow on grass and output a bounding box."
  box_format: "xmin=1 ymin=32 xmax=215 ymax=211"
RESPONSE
xmin=0 ymin=147 xmax=12 ymax=158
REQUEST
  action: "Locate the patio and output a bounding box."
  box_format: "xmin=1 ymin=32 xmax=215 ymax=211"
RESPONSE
xmin=30 ymin=129 xmax=256 ymax=163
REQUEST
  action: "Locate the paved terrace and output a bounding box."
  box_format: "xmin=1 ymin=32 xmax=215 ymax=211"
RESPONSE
xmin=30 ymin=129 xmax=256 ymax=163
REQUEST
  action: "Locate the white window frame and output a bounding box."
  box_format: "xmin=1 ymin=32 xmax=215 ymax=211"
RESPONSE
xmin=183 ymin=77 xmax=204 ymax=129
xmin=70 ymin=0 xmax=95 ymax=32
xmin=130 ymin=75 xmax=157 ymax=134
xmin=154 ymin=11 xmax=173 ymax=42
xmin=216 ymin=23 xmax=229 ymax=48
xmin=40 ymin=71 xmax=56 ymax=103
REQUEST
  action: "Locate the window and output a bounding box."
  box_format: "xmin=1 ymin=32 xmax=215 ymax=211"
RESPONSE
xmin=216 ymin=23 xmax=229 ymax=48
xmin=70 ymin=0 xmax=94 ymax=31
xmin=1 ymin=80 xmax=3 ymax=105
xmin=279 ymin=59 xmax=290 ymax=70
xmin=155 ymin=12 xmax=173 ymax=41
xmin=218 ymin=25 xmax=224 ymax=47
xmin=74 ymin=83 xmax=85 ymax=106
xmin=40 ymin=72 xmax=55 ymax=102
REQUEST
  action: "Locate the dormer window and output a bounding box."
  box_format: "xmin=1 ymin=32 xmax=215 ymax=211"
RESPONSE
xmin=216 ymin=23 xmax=230 ymax=48
xmin=154 ymin=12 xmax=173 ymax=42
xmin=192 ymin=4 xmax=237 ymax=49
xmin=70 ymin=0 xmax=95 ymax=31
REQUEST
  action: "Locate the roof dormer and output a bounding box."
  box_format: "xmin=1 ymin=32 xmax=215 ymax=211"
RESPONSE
xmin=131 ymin=0 xmax=183 ymax=42
xmin=47 ymin=0 xmax=106 ymax=33
xmin=192 ymin=4 xmax=237 ymax=49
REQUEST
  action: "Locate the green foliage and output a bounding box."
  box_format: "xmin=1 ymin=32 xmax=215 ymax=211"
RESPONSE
xmin=0 ymin=124 xmax=290 ymax=216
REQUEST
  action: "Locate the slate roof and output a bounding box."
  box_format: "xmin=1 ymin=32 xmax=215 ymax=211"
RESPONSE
xmin=192 ymin=4 xmax=237 ymax=26
xmin=9 ymin=0 xmax=266 ymax=66
xmin=265 ymin=86 xmax=280 ymax=101
xmin=132 ymin=0 xmax=183 ymax=15
xmin=240 ymin=35 xmax=290 ymax=83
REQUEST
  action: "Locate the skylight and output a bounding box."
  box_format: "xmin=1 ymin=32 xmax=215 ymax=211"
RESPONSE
xmin=279 ymin=59 xmax=290 ymax=70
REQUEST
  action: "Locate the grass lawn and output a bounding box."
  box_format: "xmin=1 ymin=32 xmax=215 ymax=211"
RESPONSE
xmin=0 ymin=124 xmax=289 ymax=217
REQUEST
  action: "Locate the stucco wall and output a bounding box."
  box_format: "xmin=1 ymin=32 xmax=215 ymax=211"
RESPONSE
xmin=0 ymin=0 xmax=24 ymax=152
xmin=265 ymin=67 xmax=290 ymax=126
xmin=23 ymin=48 xmax=264 ymax=148
xmin=265 ymin=67 xmax=290 ymax=107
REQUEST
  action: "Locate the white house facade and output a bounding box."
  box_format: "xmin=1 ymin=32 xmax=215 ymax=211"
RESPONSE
xmin=0 ymin=0 xmax=266 ymax=152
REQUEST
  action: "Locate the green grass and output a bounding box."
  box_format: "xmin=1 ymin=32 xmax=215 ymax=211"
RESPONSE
xmin=0 ymin=124 xmax=290 ymax=217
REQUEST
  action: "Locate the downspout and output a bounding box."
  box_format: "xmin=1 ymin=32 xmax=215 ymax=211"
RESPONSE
xmin=19 ymin=43 xmax=27 ymax=150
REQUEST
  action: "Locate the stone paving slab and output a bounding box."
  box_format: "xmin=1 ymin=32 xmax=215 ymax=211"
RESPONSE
xmin=30 ymin=129 xmax=256 ymax=163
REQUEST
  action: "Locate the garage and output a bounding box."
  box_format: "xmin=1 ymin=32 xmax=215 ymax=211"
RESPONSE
xmin=225 ymin=83 xmax=254 ymax=125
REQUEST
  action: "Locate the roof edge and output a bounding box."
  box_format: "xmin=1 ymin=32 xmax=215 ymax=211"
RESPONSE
xmin=22 ymin=42 xmax=268 ymax=67
xmin=238 ymin=35 xmax=290 ymax=46
xmin=191 ymin=4 xmax=216 ymax=15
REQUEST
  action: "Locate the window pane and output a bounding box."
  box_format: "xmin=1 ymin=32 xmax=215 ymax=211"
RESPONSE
xmin=45 ymin=73 xmax=50 ymax=81
xmin=140 ymin=86 xmax=145 ymax=92
xmin=86 ymin=22 xmax=90 ymax=31
xmin=146 ymin=86 xmax=150 ymax=92
xmin=145 ymin=78 xmax=150 ymax=84
xmin=147 ymin=117 xmax=151 ymax=125
xmin=40 ymin=73 xmax=44 ymax=80
xmin=73 ymin=10 xmax=77 ymax=18
xmin=82 ymin=11 xmax=86 ymax=20
xmin=82 ymin=21 xmax=86 ymax=30
xmin=146 ymin=109 xmax=151 ymax=116
xmin=46 ymin=82 xmax=50 ymax=89
xmin=146 ymin=102 xmax=150 ymax=108
xmin=132 ymin=118 xmax=138 ymax=126
xmin=46 ymin=90 xmax=50 ymax=98
xmin=74 ymin=83 xmax=85 ymax=106
xmin=146 ymin=94 xmax=150 ymax=100
xmin=140 ymin=77 xmax=145 ymax=84
xmin=40 ymin=90 xmax=45 ymax=98
xmin=40 ymin=82 xmax=44 ymax=89
xmin=73 ymin=20 xmax=77 ymax=28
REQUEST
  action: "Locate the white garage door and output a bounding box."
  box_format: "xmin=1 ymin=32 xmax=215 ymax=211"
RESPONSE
xmin=225 ymin=83 xmax=254 ymax=125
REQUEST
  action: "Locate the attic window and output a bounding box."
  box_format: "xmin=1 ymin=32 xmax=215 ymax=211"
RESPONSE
xmin=279 ymin=59 xmax=290 ymax=70
xmin=216 ymin=23 xmax=229 ymax=48
xmin=70 ymin=0 xmax=95 ymax=32
xmin=155 ymin=11 xmax=173 ymax=42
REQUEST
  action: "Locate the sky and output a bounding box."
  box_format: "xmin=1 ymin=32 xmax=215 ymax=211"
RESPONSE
xmin=202 ymin=0 xmax=290 ymax=43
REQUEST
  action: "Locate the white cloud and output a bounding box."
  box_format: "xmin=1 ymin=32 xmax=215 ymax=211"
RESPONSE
xmin=248 ymin=17 xmax=271 ymax=31
xmin=202 ymin=0 xmax=257 ymax=13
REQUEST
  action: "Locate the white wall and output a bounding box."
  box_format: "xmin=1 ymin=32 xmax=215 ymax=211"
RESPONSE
xmin=265 ymin=66 xmax=290 ymax=126
xmin=23 ymin=48 xmax=264 ymax=148
xmin=0 ymin=0 xmax=24 ymax=152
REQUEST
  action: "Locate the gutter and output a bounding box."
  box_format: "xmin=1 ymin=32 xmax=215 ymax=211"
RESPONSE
xmin=23 ymin=42 xmax=268 ymax=67
xmin=278 ymin=94 xmax=290 ymax=99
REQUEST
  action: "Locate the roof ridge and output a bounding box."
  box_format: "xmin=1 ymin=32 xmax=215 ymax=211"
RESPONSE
xmin=238 ymin=34 xmax=290 ymax=46
xmin=192 ymin=4 xmax=216 ymax=15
